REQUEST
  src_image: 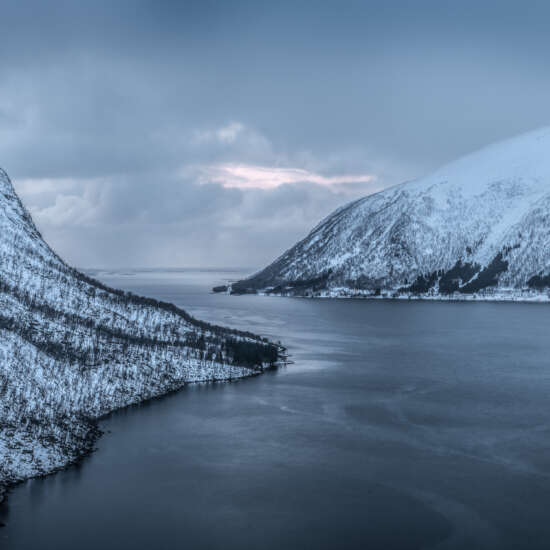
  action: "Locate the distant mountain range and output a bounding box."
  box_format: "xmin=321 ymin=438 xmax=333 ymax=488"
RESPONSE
xmin=230 ymin=128 xmax=550 ymax=301
xmin=0 ymin=168 xmax=279 ymax=497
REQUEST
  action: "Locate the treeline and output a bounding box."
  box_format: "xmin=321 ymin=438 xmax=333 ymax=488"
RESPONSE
xmin=1 ymin=270 xmax=280 ymax=369
xmin=1 ymin=245 xmax=275 ymax=346
xmin=402 ymin=251 xmax=511 ymax=295
xmin=224 ymin=338 xmax=279 ymax=368
xmin=234 ymin=269 xmax=333 ymax=296
xmin=70 ymin=267 xmax=272 ymax=343
xmin=527 ymin=273 xmax=550 ymax=289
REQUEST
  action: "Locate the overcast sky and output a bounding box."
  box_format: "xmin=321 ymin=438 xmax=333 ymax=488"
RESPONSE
xmin=2 ymin=0 xmax=550 ymax=268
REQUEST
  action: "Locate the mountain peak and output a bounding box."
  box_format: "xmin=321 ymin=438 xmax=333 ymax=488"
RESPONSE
xmin=0 ymin=166 xmax=15 ymax=196
xmin=408 ymin=125 xmax=550 ymax=200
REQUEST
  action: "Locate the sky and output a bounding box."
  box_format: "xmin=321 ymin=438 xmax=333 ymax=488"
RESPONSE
xmin=2 ymin=0 xmax=550 ymax=269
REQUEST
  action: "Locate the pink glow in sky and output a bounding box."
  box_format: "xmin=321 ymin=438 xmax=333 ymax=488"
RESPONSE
xmin=201 ymin=163 xmax=376 ymax=190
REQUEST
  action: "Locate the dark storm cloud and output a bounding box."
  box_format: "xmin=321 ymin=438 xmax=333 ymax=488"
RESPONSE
xmin=2 ymin=0 xmax=550 ymax=267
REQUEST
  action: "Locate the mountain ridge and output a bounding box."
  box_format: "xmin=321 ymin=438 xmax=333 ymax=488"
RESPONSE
xmin=0 ymin=168 xmax=280 ymax=498
xmin=230 ymin=127 xmax=550 ymax=300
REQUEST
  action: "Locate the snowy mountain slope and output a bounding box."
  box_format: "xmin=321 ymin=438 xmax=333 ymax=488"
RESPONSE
xmin=0 ymin=168 xmax=280 ymax=494
xmin=231 ymin=127 xmax=550 ymax=299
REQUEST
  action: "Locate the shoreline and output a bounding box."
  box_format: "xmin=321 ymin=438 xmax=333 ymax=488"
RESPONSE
xmin=262 ymin=293 xmax=550 ymax=304
xmin=0 ymin=348 xmax=288 ymax=525
xmin=222 ymin=287 xmax=550 ymax=304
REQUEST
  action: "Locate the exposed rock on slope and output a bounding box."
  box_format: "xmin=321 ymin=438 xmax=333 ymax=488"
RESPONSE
xmin=232 ymin=128 xmax=550 ymax=300
xmin=0 ymin=167 xmax=279 ymax=493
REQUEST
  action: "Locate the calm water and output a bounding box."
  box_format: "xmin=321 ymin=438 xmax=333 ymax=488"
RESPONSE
xmin=2 ymin=269 xmax=550 ymax=550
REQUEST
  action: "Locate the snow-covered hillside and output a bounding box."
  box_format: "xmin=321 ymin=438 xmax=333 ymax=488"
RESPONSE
xmin=232 ymin=127 xmax=550 ymax=300
xmin=0 ymin=167 xmax=279 ymax=497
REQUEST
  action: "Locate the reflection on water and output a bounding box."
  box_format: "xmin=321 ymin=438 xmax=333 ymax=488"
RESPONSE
xmin=3 ymin=268 xmax=550 ymax=550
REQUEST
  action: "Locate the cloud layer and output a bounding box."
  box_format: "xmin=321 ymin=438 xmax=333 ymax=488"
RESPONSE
xmin=3 ymin=0 xmax=550 ymax=267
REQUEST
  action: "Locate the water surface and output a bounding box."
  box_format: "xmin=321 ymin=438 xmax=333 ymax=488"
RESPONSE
xmin=2 ymin=268 xmax=550 ymax=549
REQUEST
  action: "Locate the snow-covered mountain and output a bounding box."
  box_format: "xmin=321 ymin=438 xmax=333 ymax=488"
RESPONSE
xmin=232 ymin=127 xmax=550 ymax=300
xmin=0 ymin=167 xmax=279 ymax=497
